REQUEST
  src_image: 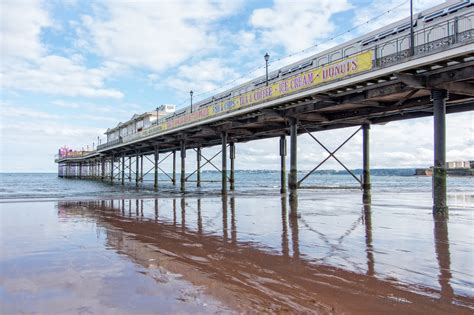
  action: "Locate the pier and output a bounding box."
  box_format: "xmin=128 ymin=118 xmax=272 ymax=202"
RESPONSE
xmin=56 ymin=5 xmax=474 ymax=214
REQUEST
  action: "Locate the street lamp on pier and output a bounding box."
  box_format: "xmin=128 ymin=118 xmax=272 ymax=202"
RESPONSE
xmin=156 ymin=106 xmax=159 ymax=124
xmin=190 ymin=90 xmax=194 ymax=113
xmin=264 ymin=52 xmax=270 ymax=86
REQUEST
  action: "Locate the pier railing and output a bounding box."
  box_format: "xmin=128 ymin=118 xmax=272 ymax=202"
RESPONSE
xmin=97 ymin=138 xmax=123 ymax=150
xmin=55 ymin=150 xmax=94 ymax=160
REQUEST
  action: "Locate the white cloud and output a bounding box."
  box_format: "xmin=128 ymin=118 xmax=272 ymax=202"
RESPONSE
xmin=352 ymin=0 xmax=446 ymax=33
xmin=249 ymin=0 xmax=352 ymax=53
xmin=0 ymin=102 xmax=60 ymax=120
xmin=155 ymin=59 xmax=240 ymax=99
xmin=0 ymin=0 xmax=51 ymax=60
xmin=0 ymin=0 xmax=124 ymax=99
xmin=2 ymin=55 xmax=124 ymax=98
xmin=82 ymin=0 xmax=243 ymax=72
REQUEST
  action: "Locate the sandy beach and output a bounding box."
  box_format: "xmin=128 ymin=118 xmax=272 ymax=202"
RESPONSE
xmin=1 ymin=189 xmax=473 ymax=314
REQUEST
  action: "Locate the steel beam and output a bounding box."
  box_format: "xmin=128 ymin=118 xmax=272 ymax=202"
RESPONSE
xmin=432 ymin=89 xmax=448 ymax=214
xmin=362 ymin=124 xmax=371 ymax=204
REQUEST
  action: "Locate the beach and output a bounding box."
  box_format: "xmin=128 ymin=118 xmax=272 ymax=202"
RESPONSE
xmin=1 ymin=174 xmax=473 ymax=314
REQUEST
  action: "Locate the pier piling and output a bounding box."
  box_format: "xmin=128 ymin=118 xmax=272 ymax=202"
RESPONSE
xmin=230 ymin=142 xmax=235 ymax=191
xmin=110 ymin=156 xmax=114 ymax=183
xmin=180 ymin=141 xmax=186 ymax=192
xmin=362 ymin=124 xmax=371 ymax=204
xmin=432 ymin=89 xmax=448 ymax=214
xmin=172 ymin=150 xmax=176 ymax=186
xmin=280 ymin=135 xmax=287 ymax=194
xmin=135 ymin=152 xmax=139 ymax=187
xmin=196 ymin=147 xmax=201 ymax=187
xmin=154 ymin=146 xmax=159 ymax=191
xmin=140 ymin=155 xmax=144 ymax=183
xmin=128 ymin=157 xmax=131 ymax=182
xmin=289 ymin=119 xmax=298 ymax=198
xmin=121 ymin=154 xmax=125 ymax=185
xmin=221 ymin=132 xmax=228 ymax=194
xmin=101 ymin=158 xmax=105 ymax=181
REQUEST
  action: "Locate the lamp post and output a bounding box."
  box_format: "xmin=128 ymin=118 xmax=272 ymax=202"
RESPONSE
xmin=410 ymin=0 xmax=415 ymax=56
xmin=156 ymin=106 xmax=159 ymax=124
xmin=264 ymin=53 xmax=270 ymax=86
xmin=190 ymin=90 xmax=194 ymax=113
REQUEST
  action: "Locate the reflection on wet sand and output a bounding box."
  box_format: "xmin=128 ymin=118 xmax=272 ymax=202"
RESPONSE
xmin=57 ymin=196 xmax=473 ymax=314
xmin=363 ymin=204 xmax=374 ymax=277
xmin=434 ymin=213 xmax=454 ymax=303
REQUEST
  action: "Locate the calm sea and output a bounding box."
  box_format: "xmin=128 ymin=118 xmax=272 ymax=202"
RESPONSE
xmin=1 ymin=171 xmax=473 ymax=200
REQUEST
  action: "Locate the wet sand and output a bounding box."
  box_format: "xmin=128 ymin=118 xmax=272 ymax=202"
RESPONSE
xmin=1 ymin=190 xmax=473 ymax=314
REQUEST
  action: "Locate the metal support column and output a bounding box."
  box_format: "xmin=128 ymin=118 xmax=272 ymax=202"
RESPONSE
xmin=221 ymin=132 xmax=228 ymax=194
xmin=362 ymin=124 xmax=371 ymax=204
xmin=230 ymin=142 xmax=235 ymax=191
xmin=121 ymin=154 xmax=125 ymax=185
xmin=172 ymin=150 xmax=176 ymax=185
xmin=101 ymin=158 xmax=105 ymax=181
xmin=180 ymin=141 xmax=186 ymax=192
xmin=280 ymin=135 xmax=287 ymax=194
xmin=135 ymin=151 xmax=139 ymax=187
xmin=196 ymin=147 xmax=201 ymax=187
xmin=140 ymin=155 xmax=144 ymax=183
xmin=432 ymin=89 xmax=448 ymax=214
xmin=128 ymin=157 xmax=132 ymax=182
xmin=289 ymin=118 xmax=298 ymax=198
xmin=154 ymin=145 xmax=159 ymax=191
xmin=78 ymin=162 xmax=82 ymax=179
xmin=110 ymin=156 xmax=114 ymax=183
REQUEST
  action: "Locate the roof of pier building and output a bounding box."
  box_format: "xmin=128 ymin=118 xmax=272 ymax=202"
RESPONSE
xmin=104 ymin=106 xmax=175 ymax=135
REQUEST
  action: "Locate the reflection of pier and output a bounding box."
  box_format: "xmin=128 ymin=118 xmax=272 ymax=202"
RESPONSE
xmin=57 ymin=197 xmax=472 ymax=313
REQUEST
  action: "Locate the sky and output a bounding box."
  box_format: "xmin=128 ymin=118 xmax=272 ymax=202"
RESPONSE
xmin=0 ymin=0 xmax=472 ymax=173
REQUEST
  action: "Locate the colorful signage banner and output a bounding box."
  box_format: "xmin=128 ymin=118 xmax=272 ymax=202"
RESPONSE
xmin=157 ymin=51 xmax=374 ymax=133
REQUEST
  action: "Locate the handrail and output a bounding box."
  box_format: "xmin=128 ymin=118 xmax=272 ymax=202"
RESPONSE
xmin=97 ymin=138 xmax=123 ymax=150
xmin=56 ymin=150 xmax=95 ymax=160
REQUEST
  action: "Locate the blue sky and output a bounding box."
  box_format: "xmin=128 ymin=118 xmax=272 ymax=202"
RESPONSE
xmin=1 ymin=0 xmax=472 ymax=172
